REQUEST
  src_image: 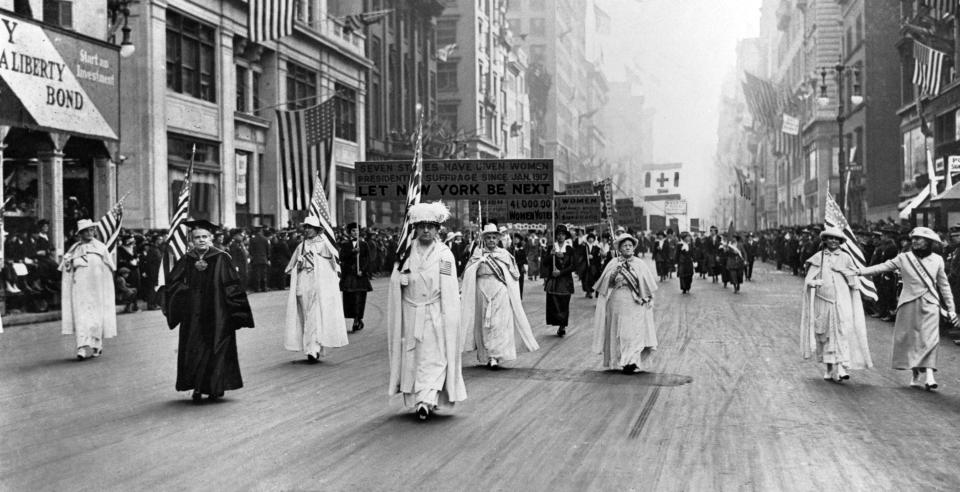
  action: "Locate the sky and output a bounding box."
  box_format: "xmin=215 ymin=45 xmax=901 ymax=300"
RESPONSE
xmin=601 ymin=0 xmax=762 ymax=219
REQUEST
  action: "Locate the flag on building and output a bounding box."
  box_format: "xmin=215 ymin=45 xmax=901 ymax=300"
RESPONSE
xmin=343 ymin=9 xmax=392 ymax=33
xmin=276 ymin=96 xmax=337 ymax=211
xmin=95 ymin=200 xmax=124 ymax=251
xmin=923 ymin=0 xmax=958 ymax=19
xmin=913 ymin=40 xmax=947 ymax=96
xmin=394 ymin=108 xmax=425 ymax=271
xmin=824 ymin=193 xmax=878 ymax=301
xmin=437 ymin=43 xmax=457 ymax=62
xmin=742 ymin=71 xmax=778 ymax=129
xmin=248 ymin=0 xmax=295 ymax=43
xmin=307 ymin=172 xmax=339 ymax=260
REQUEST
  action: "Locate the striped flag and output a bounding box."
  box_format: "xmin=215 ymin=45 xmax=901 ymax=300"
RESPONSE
xmin=307 ymin=172 xmax=339 ymax=260
xmin=923 ymin=0 xmax=958 ymax=19
xmin=824 ymin=193 xmax=878 ymax=301
xmin=156 ymin=153 xmax=195 ymax=289
xmin=248 ymin=0 xmax=295 ymax=43
xmin=913 ymin=40 xmax=947 ymax=96
xmin=742 ymin=71 xmax=778 ymax=129
xmin=394 ymin=107 xmax=425 ymax=271
xmin=276 ymin=97 xmax=337 ymax=211
xmin=95 ymin=200 xmax=123 ymax=251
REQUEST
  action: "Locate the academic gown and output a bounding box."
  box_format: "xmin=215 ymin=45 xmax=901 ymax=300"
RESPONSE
xmin=164 ymin=248 xmax=254 ymax=395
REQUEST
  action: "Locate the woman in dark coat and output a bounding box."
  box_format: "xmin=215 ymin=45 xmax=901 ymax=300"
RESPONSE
xmin=542 ymin=225 xmax=577 ymax=337
xmin=677 ymin=232 xmax=695 ymax=294
xmin=339 ymin=223 xmax=373 ymax=331
xmin=724 ymin=235 xmax=746 ymax=293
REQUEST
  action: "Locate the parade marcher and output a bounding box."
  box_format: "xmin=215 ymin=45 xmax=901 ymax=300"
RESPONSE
xmin=248 ymin=227 xmax=271 ymax=292
xmin=526 ymin=232 xmax=541 ymax=280
xmin=163 ymin=219 xmax=255 ymax=401
xmin=386 ymin=202 xmax=466 ymax=420
xmin=724 ymin=235 xmax=746 ymax=293
xmin=677 ymin=232 xmax=695 ymax=294
xmin=581 ymin=233 xmax=602 ymax=298
xmin=592 ymin=233 xmax=659 ymax=374
xmin=653 ymin=231 xmax=669 ymax=282
xmin=510 ymin=233 xmax=528 ymax=298
xmin=461 ymin=223 xmax=539 ymax=368
xmin=542 ymin=224 xmax=577 ymax=337
xmin=339 ymin=222 xmax=373 ymax=332
xmin=285 ymin=217 xmax=348 ymax=362
xmin=850 ymin=227 xmax=960 ymax=390
xmin=744 ymin=233 xmax=757 ymax=281
xmin=800 ymin=227 xmax=872 ymax=382
xmin=871 ymin=227 xmax=900 ymax=321
xmin=60 ymin=219 xmax=117 ymax=359
xmin=706 ymin=226 xmax=722 ymax=282
xmin=227 ymin=229 xmax=249 ymax=290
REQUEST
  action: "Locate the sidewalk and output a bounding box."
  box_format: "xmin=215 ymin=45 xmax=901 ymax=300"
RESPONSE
xmin=2 ymin=304 xmax=152 ymax=328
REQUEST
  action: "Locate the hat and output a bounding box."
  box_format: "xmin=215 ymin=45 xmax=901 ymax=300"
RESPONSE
xmin=118 ymin=267 xmax=131 ymax=275
xmin=614 ymin=233 xmax=638 ymax=249
xmin=820 ymin=227 xmax=845 ymax=241
xmin=499 ymin=225 xmax=508 ymax=234
xmin=449 ymin=231 xmax=463 ymax=239
xmin=302 ymin=216 xmax=323 ymax=229
xmin=346 ymin=222 xmax=359 ymax=231
xmin=75 ymin=219 xmax=97 ymax=232
xmin=555 ymin=224 xmax=569 ymax=237
xmin=709 ymin=225 xmax=718 ymax=230
xmin=910 ymin=226 xmax=942 ymax=244
xmin=481 ymin=223 xmax=500 ymax=236
xmin=407 ymin=202 xmax=451 ymax=225
xmin=184 ymin=219 xmax=220 ymax=233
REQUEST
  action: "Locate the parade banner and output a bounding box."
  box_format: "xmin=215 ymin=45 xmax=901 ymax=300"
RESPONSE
xmin=557 ymin=195 xmax=602 ymax=224
xmin=355 ymin=159 xmax=554 ymax=200
xmin=565 ymin=180 xmax=596 ymax=195
xmin=664 ymin=199 xmax=687 ymax=215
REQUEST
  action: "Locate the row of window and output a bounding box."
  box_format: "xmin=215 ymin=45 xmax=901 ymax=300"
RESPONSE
xmin=164 ymin=10 xmax=357 ymax=142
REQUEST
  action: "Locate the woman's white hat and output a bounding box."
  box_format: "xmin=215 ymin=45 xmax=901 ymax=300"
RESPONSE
xmin=819 ymin=227 xmax=846 ymax=241
xmin=481 ymin=223 xmax=500 ymax=236
xmin=407 ymin=201 xmax=451 ymax=225
xmin=302 ymin=216 xmax=322 ymax=229
xmin=75 ymin=219 xmax=97 ymax=232
xmin=614 ymin=233 xmax=638 ymax=249
xmin=910 ymin=226 xmax=942 ymax=244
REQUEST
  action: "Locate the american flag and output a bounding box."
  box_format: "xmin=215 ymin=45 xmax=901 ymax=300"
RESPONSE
xmin=824 ymin=193 xmax=878 ymax=301
xmin=95 ymin=200 xmax=123 ymax=251
xmin=307 ymin=172 xmax=339 ymax=260
xmin=276 ymin=97 xmax=337 ymax=211
xmin=394 ymin=107 xmax=425 ymax=271
xmin=248 ymin=0 xmax=295 ymax=43
xmin=913 ymin=40 xmax=947 ymax=96
xmin=156 ymin=153 xmax=194 ymax=289
xmin=742 ymin=71 xmax=778 ymax=130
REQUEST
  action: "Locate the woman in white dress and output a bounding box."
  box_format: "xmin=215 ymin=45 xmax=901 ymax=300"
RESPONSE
xmin=592 ymin=234 xmax=659 ymax=374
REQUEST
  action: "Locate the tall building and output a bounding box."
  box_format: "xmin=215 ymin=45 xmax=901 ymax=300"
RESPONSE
xmin=340 ymin=0 xmax=445 ymax=227
xmin=507 ymin=0 xmax=589 ymax=187
xmin=436 ymin=0 xmax=528 ymax=158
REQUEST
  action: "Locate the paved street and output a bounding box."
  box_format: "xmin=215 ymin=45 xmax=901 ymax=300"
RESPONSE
xmin=4 ymin=260 xmax=960 ymax=490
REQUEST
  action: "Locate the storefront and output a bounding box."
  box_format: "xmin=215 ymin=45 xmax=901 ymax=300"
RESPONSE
xmin=0 ymin=11 xmax=121 ymax=314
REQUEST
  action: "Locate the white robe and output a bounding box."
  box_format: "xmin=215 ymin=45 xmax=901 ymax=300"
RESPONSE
xmin=60 ymin=239 xmax=117 ymax=348
xmin=460 ymin=247 xmax=539 ymax=363
xmin=284 ymin=237 xmax=348 ymax=356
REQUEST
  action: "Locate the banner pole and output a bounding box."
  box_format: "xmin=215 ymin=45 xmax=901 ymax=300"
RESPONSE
xmin=552 ymin=197 xmax=557 ymax=271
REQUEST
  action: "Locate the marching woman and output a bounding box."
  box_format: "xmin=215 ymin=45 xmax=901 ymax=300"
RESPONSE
xmin=724 ymin=235 xmax=746 ymax=293
xmin=60 ymin=219 xmax=117 ymax=359
xmin=677 ymin=232 xmax=695 ymax=294
xmin=848 ymin=227 xmax=960 ymax=390
xmin=592 ymin=234 xmax=659 ymax=374
xmin=800 ymin=227 xmax=872 ymax=382
xmin=542 ymin=224 xmax=576 ymax=337
xmin=461 ymin=223 xmax=539 ymax=368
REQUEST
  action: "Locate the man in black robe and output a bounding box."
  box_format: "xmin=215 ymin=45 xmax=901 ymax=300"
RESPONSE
xmin=164 ymin=220 xmax=255 ymax=402
xmin=339 ymin=222 xmax=373 ymax=332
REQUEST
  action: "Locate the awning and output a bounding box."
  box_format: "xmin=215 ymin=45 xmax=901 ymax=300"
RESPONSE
xmin=932 ymin=181 xmax=960 ymax=202
xmin=0 ymin=11 xmax=119 ymax=141
xmin=898 ymin=187 xmax=930 ymax=220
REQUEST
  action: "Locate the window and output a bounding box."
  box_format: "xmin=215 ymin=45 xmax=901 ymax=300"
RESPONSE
xmin=439 ymin=103 xmax=458 ymax=132
xmin=370 ymin=36 xmax=382 ymax=69
xmin=807 ymin=148 xmax=818 ymax=180
xmin=168 ymin=134 xmax=221 ymax=221
xmin=285 ymin=61 xmax=316 ymax=110
xmin=334 ymin=83 xmax=357 ymax=142
xmin=295 ymin=0 xmax=313 ymax=24
xmin=530 ymin=18 xmax=545 ymax=36
xmin=370 ymin=81 xmax=382 ymax=138
xmin=236 ymin=65 xmax=248 ymax=113
xmin=166 ymin=11 xmax=217 ymax=102
xmin=437 ymin=19 xmax=457 ymax=46
xmin=855 ymin=13 xmax=863 ymax=45
xmin=43 ymin=0 xmax=72 ymax=29
xmin=252 ymin=71 xmax=261 ymax=113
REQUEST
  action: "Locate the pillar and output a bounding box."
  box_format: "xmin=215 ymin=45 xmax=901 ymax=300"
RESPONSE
xmin=0 ymin=125 xmax=9 ymax=316
xmin=249 ymin=153 xmax=261 ymax=226
xmin=38 ymin=132 xmax=69 ymax=259
xmin=93 ymin=156 xmax=117 ymax=219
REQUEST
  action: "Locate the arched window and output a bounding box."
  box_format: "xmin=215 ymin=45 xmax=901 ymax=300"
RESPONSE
xmin=645 ymin=172 xmax=651 ymax=187
xmin=674 ymin=172 xmax=680 ymax=187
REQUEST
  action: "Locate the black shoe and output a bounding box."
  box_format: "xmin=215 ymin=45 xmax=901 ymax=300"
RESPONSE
xmin=306 ymin=353 xmax=318 ymax=363
xmin=209 ymin=393 xmax=223 ymax=401
xmin=622 ymin=364 xmax=638 ymax=374
xmin=192 ymin=391 xmax=203 ymax=402
xmin=557 ymin=326 xmax=566 ymax=337
xmin=416 ymin=404 xmax=429 ymax=420
xmin=355 ymin=320 xmax=364 ymax=331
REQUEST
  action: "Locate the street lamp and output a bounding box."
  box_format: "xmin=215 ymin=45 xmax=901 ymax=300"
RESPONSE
xmin=815 ymin=58 xmax=862 ymax=214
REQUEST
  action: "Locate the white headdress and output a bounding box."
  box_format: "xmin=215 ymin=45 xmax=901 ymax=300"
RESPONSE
xmin=407 ymin=201 xmax=451 ymax=225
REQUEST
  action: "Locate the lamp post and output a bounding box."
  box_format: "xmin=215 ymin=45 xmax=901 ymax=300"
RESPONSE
xmin=816 ymin=58 xmax=863 ymax=215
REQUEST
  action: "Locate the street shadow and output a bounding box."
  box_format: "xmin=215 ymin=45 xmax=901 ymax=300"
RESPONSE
xmin=381 ymin=411 xmax=457 ymax=426
xmin=8 ymin=356 xmax=94 ymax=375
xmin=462 ymin=366 xmax=693 ymax=387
